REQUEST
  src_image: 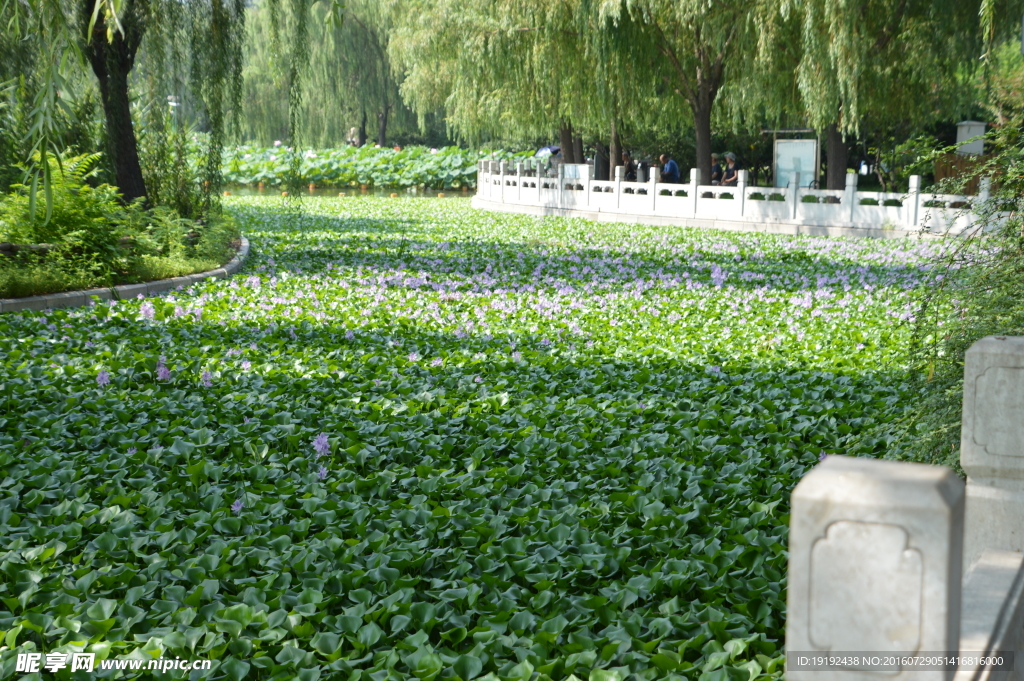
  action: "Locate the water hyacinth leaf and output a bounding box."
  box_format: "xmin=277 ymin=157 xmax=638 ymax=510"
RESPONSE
xmin=454 ymin=655 xmax=484 ymax=680
xmin=219 ymin=657 xmax=250 ymax=681
xmin=0 ymin=196 xmax=944 ymax=681
xmin=414 ymin=652 xmax=444 ymax=681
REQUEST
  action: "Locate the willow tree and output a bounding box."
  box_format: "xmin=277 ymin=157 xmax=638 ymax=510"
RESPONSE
xmin=388 ymin=0 xmax=639 ymax=164
xmin=785 ymin=0 xmax=1006 ymax=189
xmin=594 ymin=0 xmax=773 ymax=184
xmin=8 ymin=0 xmax=325 ymax=208
xmin=239 ymin=0 xmax=412 ymax=148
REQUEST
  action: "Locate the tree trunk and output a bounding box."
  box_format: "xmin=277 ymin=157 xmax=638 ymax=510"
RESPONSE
xmin=692 ymin=97 xmax=713 ymax=186
xmin=357 ymin=110 xmax=367 ymax=146
xmin=559 ymin=122 xmax=575 ymax=164
xmin=609 ymin=119 xmax=621 ymax=173
xmin=594 ymin=141 xmax=609 ymax=181
xmin=83 ymin=0 xmax=147 ymax=204
xmin=377 ymin=105 xmax=390 ymax=147
xmin=572 ymin=135 xmax=584 ymax=166
xmin=825 ymin=123 xmax=849 ymax=190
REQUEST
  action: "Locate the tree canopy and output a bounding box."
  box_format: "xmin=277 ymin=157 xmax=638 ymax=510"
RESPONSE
xmin=3 ymin=0 xmax=1022 ymax=202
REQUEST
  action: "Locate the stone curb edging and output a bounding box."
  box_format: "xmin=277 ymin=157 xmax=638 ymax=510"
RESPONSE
xmin=472 ymin=197 xmax=943 ymax=241
xmin=0 ymin=236 xmax=250 ymax=314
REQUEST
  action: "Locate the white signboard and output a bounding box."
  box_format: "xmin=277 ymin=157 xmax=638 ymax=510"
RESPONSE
xmin=774 ymin=139 xmax=818 ymax=188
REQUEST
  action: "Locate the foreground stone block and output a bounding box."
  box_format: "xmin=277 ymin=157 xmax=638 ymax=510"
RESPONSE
xmin=961 ymin=336 xmax=1024 ymax=570
xmin=954 ymin=549 xmax=1024 ymax=681
xmin=787 ymin=455 xmax=964 ymax=680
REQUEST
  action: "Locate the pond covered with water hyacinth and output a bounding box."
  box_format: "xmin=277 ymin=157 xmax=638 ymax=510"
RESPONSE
xmin=0 ymin=197 xmax=945 ymax=680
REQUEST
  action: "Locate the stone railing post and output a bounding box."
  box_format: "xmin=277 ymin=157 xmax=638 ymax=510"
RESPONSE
xmin=908 ymin=175 xmax=922 ymax=229
xmin=688 ymin=168 xmax=700 ymax=217
xmin=961 ymin=336 xmax=1024 ymax=571
xmin=515 ymin=161 xmax=523 ymax=202
xmin=557 ymin=163 xmax=565 ymax=207
xmin=581 ymin=163 xmax=593 ymax=209
xmin=786 ymin=455 xmax=964 ymax=680
xmin=736 ymin=169 xmax=748 ymax=218
xmin=499 ymin=161 xmax=508 ymax=203
xmin=978 ymin=177 xmax=991 ymax=203
xmin=976 ymin=177 xmax=993 ymax=232
xmin=614 ymin=165 xmax=624 ymax=211
xmin=649 ymin=165 xmax=660 ymax=212
xmin=844 ymin=172 xmax=858 ymax=223
xmin=955 ymin=549 xmax=1024 ymax=681
xmin=789 ymin=172 xmax=801 ymax=220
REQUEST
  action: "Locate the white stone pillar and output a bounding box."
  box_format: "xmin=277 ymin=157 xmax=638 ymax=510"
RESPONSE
xmin=845 ymin=172 xmax=859 ymax=223
xmin=789 ymin=172 xmax=802 ymax=220
xmin=978 ymin=177 xmax=991 ymax=203
xmin=736 ymin=169 xmax=748 ymax=218
xmin=688 ymin=168 xmax=700 ymax=217
xmin=499 ymin=161 xmax=508 ymax=203
xmin=908 ymin=175 xmax=922 ymax=229
xmin=614 ymin=165 xmax=624 ymax=211
xmin=954 ymin=549 xmax=1024 ymax=681
xmin=649 ymin=165 xmax=660 ymax=212
xmin=581 ymin=163 xmax=593 ymax=209
xmin=961 ymin=336 xmax=1024 ymax=571
xmin=557 ymin=163 xmax=565 ymax=208
xmin=787 ymin=455 xmax=964 ymax=681
xmin=515 ymin=161 xmax=523 ymax=202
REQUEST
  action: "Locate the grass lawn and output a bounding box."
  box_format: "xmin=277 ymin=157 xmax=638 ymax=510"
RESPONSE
xmin=0 ymin=197 xmax=942 ymax=680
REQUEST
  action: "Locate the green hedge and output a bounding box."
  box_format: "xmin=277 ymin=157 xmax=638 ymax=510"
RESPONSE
xmin=222 ymin=145 xmax=532 ymax=190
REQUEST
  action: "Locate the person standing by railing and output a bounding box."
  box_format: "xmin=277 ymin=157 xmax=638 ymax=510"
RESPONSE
xmin=710 ymin=153 xmax=723 ymax=185
xmin=621 ymin=152 xmax=638 ymax=181
xmin=721 ymin=152 xmax=742 ymax=187
xmin=660 ymin=154 xmax=680 ymax=183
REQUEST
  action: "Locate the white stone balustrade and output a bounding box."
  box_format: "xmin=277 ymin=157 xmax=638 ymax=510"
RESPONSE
xmin=475 ymin=163 xmax=1004 ymax=238
xmin=787 ymin=456 xmax=964 ymax=681
xmin=786 ymin=336 xmax=1024 ymax=680
xmin=961 ymin=337 xmax=1024 ymax=570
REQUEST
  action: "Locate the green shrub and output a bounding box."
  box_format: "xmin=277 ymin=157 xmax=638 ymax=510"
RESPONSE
xmin=0 ymin=264 xmax=100 ymax=298
xmin=0 ymin=153 xmax=131 ymax=282
xmin=0 ymin=152 xmax=240 ymax=298
xmin=854 ymin=123 xmax=1024 ymax=468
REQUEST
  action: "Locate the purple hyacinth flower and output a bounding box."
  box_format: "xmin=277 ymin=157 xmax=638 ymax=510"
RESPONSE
xmin=97 ymin=370 xmax=111 ymax=386
xmin=201 ymin=371 xmax=213 ymax=387
xmin=313 ymin=433 xmax=330 ymax=458
xmin=231 ymin=499 xmax=244 ymax=513
xmin=140 ymin=302 xmax=155 ymax=320
xmin=317 ymin=465 xmax=328 ymax=480
xmin=156 ymin=361 xmax=171 ymax=381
